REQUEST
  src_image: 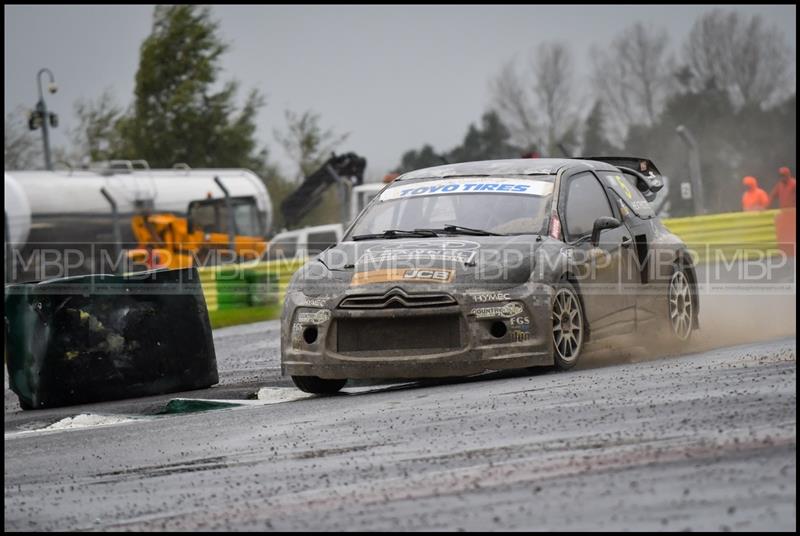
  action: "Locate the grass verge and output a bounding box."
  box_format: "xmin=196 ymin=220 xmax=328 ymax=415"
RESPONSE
xmin=208 ymin=303 xmax=283 ymax=329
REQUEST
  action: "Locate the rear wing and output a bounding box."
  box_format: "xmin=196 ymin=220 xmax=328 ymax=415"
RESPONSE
xmin=577 ymin=156 xmax=664 ymax=201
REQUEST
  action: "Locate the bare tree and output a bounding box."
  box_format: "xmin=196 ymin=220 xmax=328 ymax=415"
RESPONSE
xmin=490 ymin=42 xmax=578 ymax=155
xmin=69 ymin=88 xmax=124 ymax=165
xmin=533 ymin=42 xmax=576 ymax=154
xmin=684 ymin=9 xmax=794 ymax=107
xmin=591 ymin=22 xmax=674 ymax=140
xmin=4 ymin=107 xmax=42 ymax=170
xmin=489 ymin=60 xmax=540 ymax=149
xmin=274 ymin=109 xmax=349 ymax=181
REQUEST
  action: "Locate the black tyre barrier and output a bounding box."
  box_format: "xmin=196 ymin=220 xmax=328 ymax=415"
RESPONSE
xmin=4 ymin=267 xmax=219 ymax=410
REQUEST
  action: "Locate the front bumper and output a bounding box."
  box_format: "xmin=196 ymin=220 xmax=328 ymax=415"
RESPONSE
xmin=281 ymin=282 xmax=555 ymax=380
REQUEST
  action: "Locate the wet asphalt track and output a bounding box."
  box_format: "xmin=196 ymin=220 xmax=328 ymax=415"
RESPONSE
xmin=4 ymin=265 xmax=797 ymax=531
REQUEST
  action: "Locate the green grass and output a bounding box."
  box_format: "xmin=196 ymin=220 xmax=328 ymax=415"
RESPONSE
xmin=208 ymin=303 xmax=283 ymax=329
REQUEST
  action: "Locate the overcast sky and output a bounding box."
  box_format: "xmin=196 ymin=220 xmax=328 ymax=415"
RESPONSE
xmin=4 ymin=4 xmax=796 ymax=180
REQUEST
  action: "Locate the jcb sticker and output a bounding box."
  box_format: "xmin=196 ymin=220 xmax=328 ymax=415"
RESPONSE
xmin=351 ymin=268 xmax=455 ymax=286
xmin=468 ymin=291 xmax=511 ymax=303
xmin=471 ymin=302 xmax=523 ymax=319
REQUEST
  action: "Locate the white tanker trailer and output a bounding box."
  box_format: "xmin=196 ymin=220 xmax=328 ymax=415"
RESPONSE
xmin=4 ymin=163 xmax=272 ymax=283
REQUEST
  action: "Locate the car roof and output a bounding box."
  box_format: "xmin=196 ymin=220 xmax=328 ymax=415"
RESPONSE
xmin=395 ymin=158 xmax=619 ymax=181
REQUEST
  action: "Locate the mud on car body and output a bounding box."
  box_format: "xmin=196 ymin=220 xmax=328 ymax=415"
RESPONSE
xmin=281 ymin=158 xmax=699 ymax=394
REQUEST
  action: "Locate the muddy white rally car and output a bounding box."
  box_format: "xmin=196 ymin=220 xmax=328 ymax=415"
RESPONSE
xmin=281 ymin=157 xmax=698 ymax=394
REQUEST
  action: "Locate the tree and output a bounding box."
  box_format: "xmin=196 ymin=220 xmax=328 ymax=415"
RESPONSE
xmin=489 ymin=60 xmax=540 ymax=150
xmin=67 ymin=88 xmax=123 ymax=165
xmin=394 ymin=111 xmax=521 ymax=172
xmin=4 ymin=107 xmax=43 ymax=170
xmin=591 ymin=22 xmax=674 ymax=140
xmin=274 ymin=109 xmax=349 ymax=182
xmin=491 ymin=42 xmax=578 ymax=155
xmin=684 ymin=9 xmax=794 ymax=107
xmin=395 ymin=144 xmax=447 ymax=174
xmin=448 ymin=110 xmax=521 ymax=163
xmin=581 ymin=101 xmax=617 ymax=156
xmin=532 ymin=42 xmax=577 ymax=155
xmin=115 ymin=5 xmax=268 ymax=171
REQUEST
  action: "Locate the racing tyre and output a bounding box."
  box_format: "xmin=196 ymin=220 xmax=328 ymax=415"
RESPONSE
xmin=551 ymin=281 xmax=585 ymax=371
xmin=665 ymin=263 xmax=694 ymax=343
xmin=291 ymin=375 xmax=347 ymax=395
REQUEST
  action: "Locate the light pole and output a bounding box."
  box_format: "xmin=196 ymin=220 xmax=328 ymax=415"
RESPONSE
xmin=30 ymin=68 xmax=58 ymax=170
xmin=676 ymin=124 xmax=706 ymax=216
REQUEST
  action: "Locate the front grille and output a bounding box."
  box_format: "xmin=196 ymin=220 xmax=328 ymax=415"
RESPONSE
xmin=336 ymin=315 xmax=461 ymax=353
xmin=338 ymin=288 xmax=456 ymax=310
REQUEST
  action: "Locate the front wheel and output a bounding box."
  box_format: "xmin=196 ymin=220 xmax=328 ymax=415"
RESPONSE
xmin=291 ymin=375 xmax=347 ymax=395
xmin=551 ymin=282 xmax=585 ymax=370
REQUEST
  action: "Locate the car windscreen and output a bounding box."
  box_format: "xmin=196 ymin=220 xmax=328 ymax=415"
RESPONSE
xmin=346 ymin=177 xmax=554 ymax=238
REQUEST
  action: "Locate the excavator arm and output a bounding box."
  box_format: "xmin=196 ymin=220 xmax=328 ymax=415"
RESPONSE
xmin=280 ymin=152 xmax=366 ymax=229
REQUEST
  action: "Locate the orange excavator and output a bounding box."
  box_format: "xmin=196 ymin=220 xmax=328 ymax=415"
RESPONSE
xmin=127 ymin=195 xmax=268 ymax=271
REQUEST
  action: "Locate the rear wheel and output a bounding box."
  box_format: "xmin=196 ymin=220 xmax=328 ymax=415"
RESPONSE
xmin=551 ymin=282 xmax=585 ymax=370
xmin=666 ymin=265 xmax=694 ymax=342
xmin=291 ymin=375 xmax=346 ymax=395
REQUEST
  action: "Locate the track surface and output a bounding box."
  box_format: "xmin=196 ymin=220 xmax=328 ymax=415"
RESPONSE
xmin=4 ymin=268 xmax=797 ymax=531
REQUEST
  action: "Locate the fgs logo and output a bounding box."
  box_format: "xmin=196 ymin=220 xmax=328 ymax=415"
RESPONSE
xmin=402 ymin=269 xmax=453 ymax=282
xmin=509 ymin=315 xmax=530 ymax=327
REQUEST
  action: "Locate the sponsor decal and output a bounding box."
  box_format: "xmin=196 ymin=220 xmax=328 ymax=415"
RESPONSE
xmin=304 ymin=296 xmax=328 ymax=308
xmin=509 ymin=315 xmax=530 ymax=328
xmin=351 ymin=268 xmax=455 ymax=286
xmin=358 ymin=240 xmax=480 ymax=266
xmin=511 ymin=331 xmax=529 ymax=343
xmin=297 ymin=309 xmax=331 ymax=325
xmin=380 ymin=178 xmax=554 ymax=201
xmin=291 ymin=322 xmax=303 ymax=349
xmin=612 ymin=174 xmax=634 ymax=200
xmin=471 ymin=302 xmax=524 ymax=319
xmin=616 ymin=198 xmax=631 ymax=218
xmin=467 ymin=291 xmax=511 ymax=303
xmin=364 ymin=249 xmax=476 ymax=265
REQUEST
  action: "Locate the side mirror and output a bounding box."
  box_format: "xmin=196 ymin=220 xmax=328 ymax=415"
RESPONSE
xmin=591 ymin=217 xmax=621 ymax=247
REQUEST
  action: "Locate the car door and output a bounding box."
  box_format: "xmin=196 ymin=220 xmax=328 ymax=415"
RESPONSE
xmin=560 ymin=171 xmax=636 ymax=337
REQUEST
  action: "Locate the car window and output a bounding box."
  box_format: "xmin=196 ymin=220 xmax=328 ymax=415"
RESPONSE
xmin=347 ymin=177 xmax=554 ymax=237
xmin=189 ymin=203 xmax=217 ymax=233
xmin=564 ymin=172 xmax=614 ymax=241
xmin=306 ymin=231 xmax=339 ymax=256
xmin=600 ymin=172 xmax=655 ymax=219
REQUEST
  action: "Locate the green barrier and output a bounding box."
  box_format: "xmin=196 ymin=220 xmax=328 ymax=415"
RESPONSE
xmin=197 ymin=258 xmax=306 ymax=323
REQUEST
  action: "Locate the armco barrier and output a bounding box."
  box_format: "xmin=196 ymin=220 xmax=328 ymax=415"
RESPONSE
xmin=663 ymin=209 xmax=791 ymax=264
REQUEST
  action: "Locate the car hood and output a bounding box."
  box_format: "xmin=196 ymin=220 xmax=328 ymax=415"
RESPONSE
xmin=304 ymin=235 xmax=542 ymax=292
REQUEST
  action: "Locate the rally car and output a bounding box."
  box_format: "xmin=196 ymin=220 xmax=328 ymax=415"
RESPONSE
xmin=281 ymin=157 xmax=699 ymax=394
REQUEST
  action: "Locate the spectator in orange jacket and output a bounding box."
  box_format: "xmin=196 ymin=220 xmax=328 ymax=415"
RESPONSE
xmin=769 ymin=166 xmax=796 ymax=208
xmin=741 ymin=176 xmax=770 ymax=211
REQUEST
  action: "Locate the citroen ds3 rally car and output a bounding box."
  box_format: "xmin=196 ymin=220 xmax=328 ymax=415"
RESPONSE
xmin=281 ymin=158 xmax=699 ymax=394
